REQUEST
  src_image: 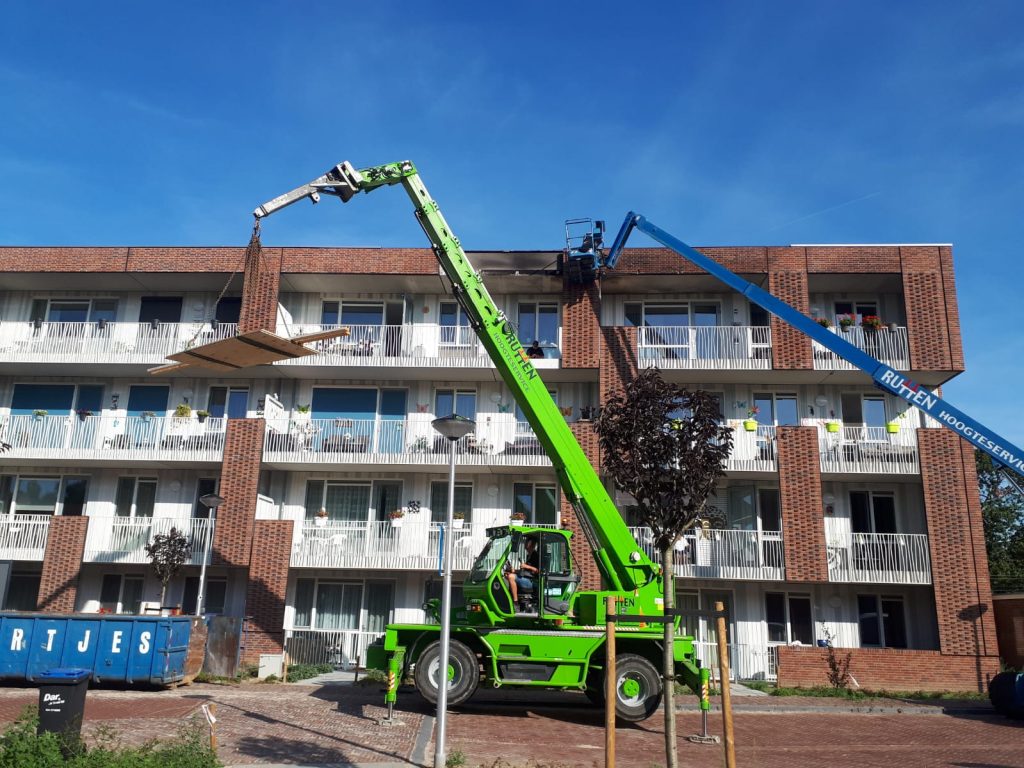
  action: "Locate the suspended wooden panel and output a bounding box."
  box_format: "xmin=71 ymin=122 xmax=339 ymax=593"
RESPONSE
xmin=148 ymin=327 xmax=349 ymax=376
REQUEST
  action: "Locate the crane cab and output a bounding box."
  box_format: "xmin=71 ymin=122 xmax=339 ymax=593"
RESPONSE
xmin=462 ymin=526 xmax=580 ymax=621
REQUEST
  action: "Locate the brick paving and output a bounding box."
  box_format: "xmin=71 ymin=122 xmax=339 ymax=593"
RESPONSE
xmin=0 ymin=682 xmax=1020 ymax=767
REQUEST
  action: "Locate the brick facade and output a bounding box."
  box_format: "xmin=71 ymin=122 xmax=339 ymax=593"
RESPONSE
xmin=599 ymin=326 xmax=638 ymax=403
xmin=901 ymin=246 xmax=958 ymax=371
xmin=563 ymin=422 xmax=602 ymax=591
xmin=777 ymin=427 xmax=827 ymax=582
xmin=560 ymin=280 xmax=601 ymax=369
xmin=37 ymin=516 xmax=89 ymax=612
xmin=238 ymin=244 xmax=282 ymax=334
xmin=214 ymin=419 xmax=265 ymax=568
xmin=992 ymin=595 xmax=1024 ymax=670
xmin=777 ymin=645 xmax=1000 ymax=693
xmin=242 ymin=520 xmax=294 ymax=662
xmin=918 ymin=429 xmax=998 ymax=656
xmin=767 ymin=248 xmax=812 ymax=369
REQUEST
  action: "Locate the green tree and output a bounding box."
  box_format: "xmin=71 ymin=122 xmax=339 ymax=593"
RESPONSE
xmin=596 ymin=369 xmax=733 ymax=768
xmin=976 ymin=452 xmax=1024 ymax=593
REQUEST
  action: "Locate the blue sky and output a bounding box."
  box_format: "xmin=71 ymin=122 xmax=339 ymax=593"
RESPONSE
xmin=2 ymin=2 xmax=1023 ymax=444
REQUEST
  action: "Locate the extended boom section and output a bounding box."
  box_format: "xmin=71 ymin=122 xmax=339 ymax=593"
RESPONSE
xmin=605 ymin=212 xmax=1024 ymax=474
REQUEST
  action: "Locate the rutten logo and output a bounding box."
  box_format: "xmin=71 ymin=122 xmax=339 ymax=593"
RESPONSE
xmin=493 ymin=314 xmax=538 ymax=381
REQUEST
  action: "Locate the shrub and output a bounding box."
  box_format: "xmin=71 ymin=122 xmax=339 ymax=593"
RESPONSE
xmin=284 ymin=662 xmax=334 ymax=683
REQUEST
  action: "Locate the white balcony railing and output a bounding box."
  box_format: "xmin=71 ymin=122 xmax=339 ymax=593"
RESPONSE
xmin=694 ymin=641 xmax=778 ymax=682
xmin=84 ymin=516 xmax=213 ymax=565
xmin=0 ymin=415 xmax=226 ymax=463
xmin=285 ymin=628 xmax=384 ymax=669
xmin=818 ymin=425 xmax=919 ymax=474
xmin=812 ymin=326 xmax=910 ymax=370
xmin=726 ymin=425 xmax=777 ymax=472
xmin=264 ymin=417 xmax=551 ymax=468
xmin=630 ymin=527 xmax=785 ymax=581
xmin=277 ymin=323 xmax=561 ymax=368
xmin=290 ymin=520 xmax=489 ymax=570
xmin=638 ymin=326 xmax=771 ymax=370
xmin=0 ymin=514 xmax=51 ymax=560
xmin=0 ymin=321 xmax=237 ymax=364
xmin=827 ymin=532 xmax=931 ymax=584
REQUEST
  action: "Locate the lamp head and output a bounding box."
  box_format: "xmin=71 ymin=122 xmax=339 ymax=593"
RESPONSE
xmin=200 ymin=493 xmax=226 ymax=509
xmin=431 ymin=414 xmax=476 ymax=441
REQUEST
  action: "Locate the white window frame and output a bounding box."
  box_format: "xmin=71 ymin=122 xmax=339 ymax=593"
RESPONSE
xmin=764 ymin=591 xmax=814 ymax=646
xmin=115 ymin=477 xmax=158 ymax=518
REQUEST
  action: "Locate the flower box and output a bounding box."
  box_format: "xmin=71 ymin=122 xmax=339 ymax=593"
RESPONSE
xmin=742 ymin=419 xmax=758 ymax=432
xmin=886 ymin=422 xmax=900 ymax=434
xmin=826 ymin=422 xmax=841 ymax=433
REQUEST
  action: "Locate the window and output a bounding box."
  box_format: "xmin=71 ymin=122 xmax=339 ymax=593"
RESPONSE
xmin=834 ymin=301 xmax=878 ymax=327
xmin=115 ymin=478 xmax=157 ymax=518
xmin=840 ymin=393 xmax=888 ymax=430
xmin=370 ymin=481 xmax=403 ymax=523
xmin=138 ymin=297 xmax=183 ymax=324
xmin=4 ymin=572 xmax=40 ymax=611
xmin=513 ymin=484 xmax=558 ymax=525
xmin=765 ymin=593 xmax=813 ymax=645
xmin=182 ymin=577 xmax=227 ymax=615
xmin=429 ymin=482 xmax=473 ymax=523
xmin=677 ymin=590 xmax=699 ymax=638
xmin=857 ymin=594 xmax=907 ymax=648
xmin=303 ymin=480 xmax=372 ymax=522
xmin=849 ymin=491 xmax=897 ymax=534
xmin=215 ymin=297 xmax=241 ymax=324
xmin=517 ymin=302 xmax=559 ymax=352
xmin=752 ymin=393 xmax=798 ymax=426
xmin=10 ymin=383 xmax=102 ymax=417
xmin=0 ymin=476 xmax=88 ymax=516
xmin=193 ymin=478 xmax=220 ymax=518
xmin=207 ymin=387 xmax=249 ymax=420
xmin=29 ymin=298 xmax=118 ymax=324
xmin=424 ymin=580 xmax=464 ymax=618
xmin=435 ymin=389 xmax=476 ymax=419
xmin=439 ymin=302 xmax=472 ymax=347
xmin=99 ymin=574 xmax=144 ymax=614
xmin=724 ymin=486 xmax=780 ymax=532
xmin=292 ymin=578 xmax=393 ymax=632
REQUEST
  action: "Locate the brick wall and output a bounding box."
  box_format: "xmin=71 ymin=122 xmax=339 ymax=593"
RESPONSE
xmin=560 ymin=279 xmax=601 ymax=368
xmin=600 ymin=326 xmax=638 ymax=404
xmin=242 ymin=519 xmax=294 ymax=662
xmin=611 ymin=247 xmax=768 ymax=274
xmin=918 ymin=429 xmax=998 ymax=656
xmin=214 ymin=419 xmax=264 ymax=568
xmin=280 ymin=247 xmax=437 ymax=274
xmin=37 ymin=516 xmax=89 ymax=612
xmin=239 ymin=245 xmax=282 ymax=334
xmin=938 ymin=246 xmax=965 ymax=370
xmin=805 ymin=246 xmax=901 ymax=273
xmin=767 ymin=248 xmax=812 ymax=369
xmin=777 ymin=426 xmax=827 ymax=582
xmin=562 ymin=422 xmax=603 ymax=591
xmin=901 ymin=247 xmax=957 ymax=371
xmin=777 ymin=645 xmax=1001 ymax=693
xmin=0 ymin=247 xmax=248 ymax=273
xmin=992 ymin=595 xmax=1024 ymax=670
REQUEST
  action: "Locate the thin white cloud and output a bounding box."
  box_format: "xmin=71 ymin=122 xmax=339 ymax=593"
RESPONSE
xmin=767 ymin=192 xmax=883 ymax=232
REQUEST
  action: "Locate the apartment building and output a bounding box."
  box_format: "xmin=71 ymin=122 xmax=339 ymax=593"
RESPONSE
xmin=0 ymin=242 xmax=1000 ymax=691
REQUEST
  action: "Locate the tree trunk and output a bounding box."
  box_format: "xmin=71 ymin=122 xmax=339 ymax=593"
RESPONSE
xmin=662 ymin=544 xmax=678 ymax=768
xmin=159 ymin=581 xmax=168 ymax=612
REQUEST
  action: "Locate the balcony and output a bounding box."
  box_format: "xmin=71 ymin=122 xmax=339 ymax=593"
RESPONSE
xmin=263 ymin=417 xmax=551 ymax=470
xmin=813 ymin=326 xmax=910 ymax=371
xmin=631 ymin=527 xmax=785 ymax=581
xmin=695 ymin=641 xmax=778 ymax=682
xmin=278 ymin=324 xmax=559 ymax=370
xmin=827 ymin=532 xmax=931 ymax=584
xmin=818 ymin=425 xmax=919 ymax=474
xmin=290 ymin=520 xmax=488 ymax=570
xmin=0 ymin=514 xmax=51 ymax=560
xmin=285 ymin=628 xmax=383 ymax=669
xmin=726 ymin=425 xmax=777 ymax=472
xmin=638 ymin=326 xmax=771 ymax=370
xmin=0 ymin=415 xmax=226 ymax=465
xmin=83 ymin=516 xmax=213 ymax=565
xmin=0 ymin=321 xmax=237 ymax=366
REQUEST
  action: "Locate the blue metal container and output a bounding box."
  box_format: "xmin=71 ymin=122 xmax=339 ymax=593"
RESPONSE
xmin=0 ymin=613 xmax=197 ymax=685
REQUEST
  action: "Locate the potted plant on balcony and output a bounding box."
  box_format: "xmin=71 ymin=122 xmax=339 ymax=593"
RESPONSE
xmin=32 ymin=409 xmax=48 ymax=421
xmin=174 ymin=403 xmax=192 ymax=418
xmin=826 ymin=420 xmax=841 ymax=433
xmin=76 ymin=409 xmax=93 ymax=422
xmin=860 ymin=315 xmax=883 ymax=331
xmin=511 ymin=511 xmax=527 ymax=523
xmin=314 ymin=507 xmax=329 ymax=527
xmin=885 ymin=421 xmax=900 ymax=434
xmin=579 ymin=405 xmax=598 ymax=422
xmin=196 ymin=409 xmax=210 ymax=424
xmin=140 ymin=411 xmax=156 ymax=423
xmin=837 ymin=315 xmax=855 ymax=332
xmin=452 ymin=511 xmax=465 ymax=530
xmin=815 ymin=317 xmax=832 ymax=329
xmin=743 ymin=406 xmax=759 ymax=432
xmin=388 ymin=508 xmax=405 ymax=528
xmin=408 ymin=436 xmax=430 ymax=453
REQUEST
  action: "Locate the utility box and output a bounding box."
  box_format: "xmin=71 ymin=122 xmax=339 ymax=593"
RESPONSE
xmin=37 ymin=667 xmax=90 ymax=754
xmin=258 ymin=653 xmax=283 ymax=680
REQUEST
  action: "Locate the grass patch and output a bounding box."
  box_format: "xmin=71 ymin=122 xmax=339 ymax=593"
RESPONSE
xmin=736 ymin=681 xmax=987 ymax=701
xmin=0 ymin=711 xmax=221 ymax=767
xmin=284 ymin=663 xmax=334 ymax=683
xmin=193 ymin=671 xmax=241 ymax=685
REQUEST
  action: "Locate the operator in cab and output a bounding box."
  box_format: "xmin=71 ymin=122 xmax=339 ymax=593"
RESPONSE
xmin=506 ymin=535 xmax=540 ymax=610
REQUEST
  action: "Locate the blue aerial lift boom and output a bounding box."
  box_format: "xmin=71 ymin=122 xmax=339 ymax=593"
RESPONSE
xmin=587 ymin=211 xmax=1024 ymax=477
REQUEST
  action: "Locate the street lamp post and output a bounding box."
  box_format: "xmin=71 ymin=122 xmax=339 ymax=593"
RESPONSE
xmin=196 ymin=492 xmax=225 ymax=616
xmin=430 ymin=414 xmax=475 ymax=768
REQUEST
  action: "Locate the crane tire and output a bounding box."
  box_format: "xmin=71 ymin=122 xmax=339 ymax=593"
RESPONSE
xmin=414 ymin=639 xmax=479 ymax=707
